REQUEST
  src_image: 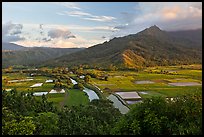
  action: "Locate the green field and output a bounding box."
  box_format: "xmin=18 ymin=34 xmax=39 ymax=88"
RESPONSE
xmin=64 ymin=89 xmax=89 ymax=107
xmin=46 ymin=89 xmax=89 ymax=108
xmin=2 ymin=64 xmax=202 ymax=108
xmin=2 ymin=73 xmax=55 ymax=92
xmin=88 ymin=64 xmax=202 ymax=98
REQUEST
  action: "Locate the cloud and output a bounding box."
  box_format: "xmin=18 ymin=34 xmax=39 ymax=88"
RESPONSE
xmin=66 ymin=10 xmax=116 ymax=22
xmin=41 ymin=24 xmax=117 ymax=33
xmin=114 ymin=23 xmax=129 ymax=30
xmin=190 ymin=2 xmax=202 ymax=10
xmin=67 ymin=11 xmax=91 ymax=17
xmin=12 ymin=23 xmax=111 ymax=48
xmin=2 ymin=21 xmax=25 ymax=43
xmin=42 ymin=37 xmax=52 ymax=42
xmin=84 ymin=16 xmax=116 ymax=22
xmin=15 ymin=34 xmax=104 ymax=48
xmin=3 ymin=35 xmax=25 ymax=43
xmin=101 ymin=36 xmax=106 ymax=39
xmin=112 ymin=2 xmax=202 ymax=38
xmin=39 ymin=24 xmax=44 ymax=35
xmin=48 ymin=28 xmax=76 ymax=39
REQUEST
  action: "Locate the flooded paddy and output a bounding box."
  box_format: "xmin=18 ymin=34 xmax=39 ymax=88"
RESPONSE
xmin=115 ymin=91 xmax=142 ymax=99
xmin=45 ymin=79 xmax=54 ymax=83
xmin=8 ymin=79 xmax=33 ymax=83
xmin=168 ymin=82 xmax=201 ymax=86
xmin=135 ymin=80 xmax=155 ymax=84
xmin=30 ymin=83 xmax=43 ymax=87
xmin=138 ymin=91 xmax=148 ymax=94
xmin=126 ymin=100 xmax=143 ymax=104
xmin=107 ymin=94 xmax=129 ymax=114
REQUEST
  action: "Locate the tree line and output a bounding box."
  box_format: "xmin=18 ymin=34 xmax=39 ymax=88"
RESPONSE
xmin=2 ymin=89 xmax=202 ymax=135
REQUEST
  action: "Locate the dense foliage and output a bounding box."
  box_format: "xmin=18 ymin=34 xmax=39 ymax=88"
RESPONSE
xmin=111 ymin=92 xmax=202 ymax=135
xmin=2 ymin=89 xmax=202 ymax=135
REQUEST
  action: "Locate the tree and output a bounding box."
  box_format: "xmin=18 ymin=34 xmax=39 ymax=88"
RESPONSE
xmin=3 ymin=115 xmax=36 ymax=135
xmin=73 ymin=83 xmax=84 ymax=90
xmin=104 ymin=76 xmax=108 ymax=81
xmin=84 ymin=75 xmax=91 ymax=83
xmin=34 ymin=112 xmax=59 ymax=135
xmin=58 ymin=99 xmax=121 ymax=135
xmin=110 ymin=92 xmax=202 ymax=135
xmin=67 ymin=78 xmax=72 ymax=86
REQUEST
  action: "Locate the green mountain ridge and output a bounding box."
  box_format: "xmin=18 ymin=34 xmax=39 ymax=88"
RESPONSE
xmin=2 ymin=47 xmax=84 ymax=68
xmin=43 ymin=25 xmax=202 ymax=69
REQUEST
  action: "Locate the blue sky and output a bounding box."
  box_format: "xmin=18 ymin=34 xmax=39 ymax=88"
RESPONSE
xmin=2 ymin=2 xmax=202 ymax=48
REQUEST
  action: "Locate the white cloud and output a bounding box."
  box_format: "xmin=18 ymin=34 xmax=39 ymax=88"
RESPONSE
xmin=66 ymin=10 xmax=116 ymax=22
xmin=112 ymin=2 xmax=202 ymax=37
xmin=12 ymin=23 xmax=107 ymax=48
xmin=67 ymin=11 xmax=91 ymax=16
xmin=48 ymin=28 xmax=75 ymax=39
xmin=2 ymin=21 xmax=25 ymax=43
xmin=15 ymin=34 xmax=105 ymax=48
xmin=35 ymin=23 xmax=117 ymax=32
xmin=83 ymin=16 xmax=116 ymax=22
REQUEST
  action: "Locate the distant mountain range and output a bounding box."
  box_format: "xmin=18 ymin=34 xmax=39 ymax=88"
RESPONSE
xmin=2 ymin=45 xmax=84 ymax=68
xmin=2 ymin=25 xmax=202 ymax=69
xmin=43 ymin=25 xmax=202 ymax=69
xmin=2 ymin=42 xmax=26 ymax=51
xmin=168 ymin=29 xmax=202 ymax=46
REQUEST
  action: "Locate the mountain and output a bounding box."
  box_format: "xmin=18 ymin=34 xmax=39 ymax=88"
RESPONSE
xmin=44 ymin=25 xmax=202 ymax=69
xmin=2 ymin=46 xmax=84 ymax=68
xmin=2 ymin=42 xmax=26 ymax=51
xmin=167 ymin=28 xmax=202 ymax=46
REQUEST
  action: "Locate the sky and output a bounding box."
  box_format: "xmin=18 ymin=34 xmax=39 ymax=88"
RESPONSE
xmin=2 ymin=2 xmax=202 ymax=48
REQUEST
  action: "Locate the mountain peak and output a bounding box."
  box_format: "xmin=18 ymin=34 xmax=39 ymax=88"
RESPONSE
xmin=148 ymin=25 xmax=161 ymax=31
xmin=138 ymin=25 xmax=164 ymax=37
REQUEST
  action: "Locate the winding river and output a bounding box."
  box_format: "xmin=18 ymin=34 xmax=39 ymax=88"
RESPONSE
xmin=70 ymin=78 xmax=99 ymax=101
xmin=70 ymin=78 xmax=129 ymax=114
xmin=107 ymin=94 xmax=129 ymax=114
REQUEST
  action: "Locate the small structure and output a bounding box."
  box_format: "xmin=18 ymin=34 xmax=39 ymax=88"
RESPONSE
xmin=79 ymin=75 xmax=85 ymax=79
xmin=33 ymin=92 xmax=48 ymax=96
xmin=30 ymin=83 xmax=43 ymax=87
xmin=45 ymin=79 xmax=54 ymax=83
xmin=49 ymin=89 xmax=65 ymax=94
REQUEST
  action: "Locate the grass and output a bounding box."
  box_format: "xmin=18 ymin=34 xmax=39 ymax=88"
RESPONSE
xmin=89 ymin=64 xmax=202 ymax=98
xmin=64 ymin=89 xmax=89 ymax=107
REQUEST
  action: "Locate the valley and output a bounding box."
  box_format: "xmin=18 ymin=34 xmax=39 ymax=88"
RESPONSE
xmin=2 ymin=15 xmax=202 ymax=134
xmin=2 ymin=64 xmax=202 ymax=111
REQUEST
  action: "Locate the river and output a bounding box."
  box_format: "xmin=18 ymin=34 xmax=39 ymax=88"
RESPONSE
xmin=70 ymin=78 xmax=129 ymax=114
xmin=70 ymin=78 xmax=99 ymax=101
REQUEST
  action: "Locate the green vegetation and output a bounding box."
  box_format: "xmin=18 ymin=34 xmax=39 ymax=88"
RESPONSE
xmin=2 ymin=89 xmax=202 ymax=135
xmin=87 ymin=65 xmax=202 ymax=99
xmin=1 ymin=63 xmax=202 ymax=135
xmin=73 ymin=83 xmax=84 ymax=90
xmin=64 ymin=89 xmax=89 ymax=106
xmin=111 ymin=92 xmax=202 ymax=135
xmin=43 ymin=26 xmax=201 ymax=69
